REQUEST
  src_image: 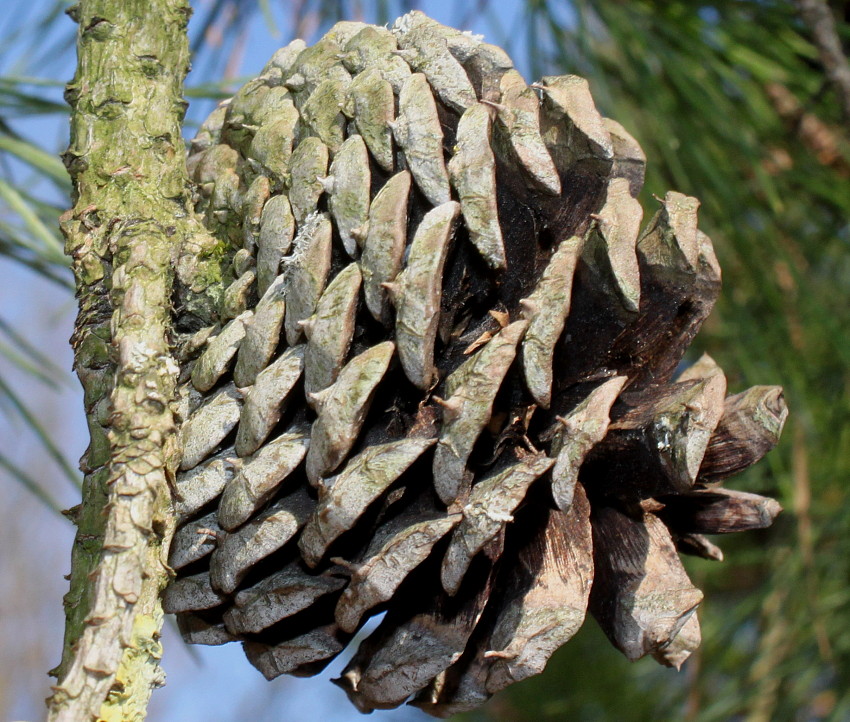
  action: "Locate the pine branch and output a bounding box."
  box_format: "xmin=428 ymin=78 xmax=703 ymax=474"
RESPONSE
xmin=45 ymin=1 xmax=218 ymax=719
xmin=794 ymin=0 xmax=850 ymax=120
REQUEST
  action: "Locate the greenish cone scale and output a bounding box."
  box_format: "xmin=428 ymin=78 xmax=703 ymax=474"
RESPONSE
xmin=165 ymin=11 xmax=787 ymax=717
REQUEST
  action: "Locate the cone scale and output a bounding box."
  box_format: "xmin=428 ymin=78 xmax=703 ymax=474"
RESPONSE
xmin=168 ymin=12 xmax=788 ymax=715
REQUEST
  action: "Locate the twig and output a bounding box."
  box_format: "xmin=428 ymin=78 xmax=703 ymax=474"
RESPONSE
xmin=794 ymin=0 xmax=850 ymax=120
xmin=44 ymin=1 xmax=206 ymax=719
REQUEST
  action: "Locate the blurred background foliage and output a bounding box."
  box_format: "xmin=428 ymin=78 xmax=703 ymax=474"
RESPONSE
xmin=1 ymin=0 xmax=848 ymax=720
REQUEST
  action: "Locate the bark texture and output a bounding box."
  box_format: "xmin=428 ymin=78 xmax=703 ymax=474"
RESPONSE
xmin=47 ymin=2 xmax=218 ymax=720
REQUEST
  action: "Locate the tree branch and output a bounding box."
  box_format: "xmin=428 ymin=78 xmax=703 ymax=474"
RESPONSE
xmin=794 ymin=0 xmax=850 ymax=120
xmin=45 ymin=1 xmax=209 ymax=719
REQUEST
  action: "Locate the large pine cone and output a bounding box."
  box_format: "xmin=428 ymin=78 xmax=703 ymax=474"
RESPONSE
xmin=166 ymin=12 xmax=787 ymax=716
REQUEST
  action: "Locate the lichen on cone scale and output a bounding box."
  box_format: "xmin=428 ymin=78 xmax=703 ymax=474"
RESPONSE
xmin=168 ymin=12 xmax=788 ymax=716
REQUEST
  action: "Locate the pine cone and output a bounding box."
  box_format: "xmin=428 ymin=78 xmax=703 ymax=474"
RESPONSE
xmin=167 ymin=12 xmax=788 ymax=716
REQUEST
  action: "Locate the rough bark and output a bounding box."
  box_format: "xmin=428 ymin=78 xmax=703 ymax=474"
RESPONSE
xmin=47 ymin=2 xmax=217 ymax=720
